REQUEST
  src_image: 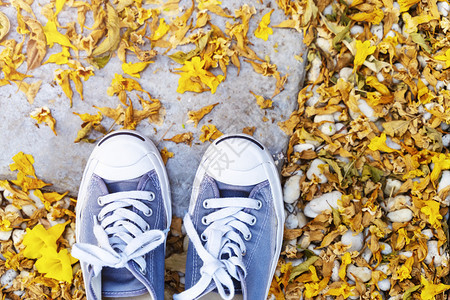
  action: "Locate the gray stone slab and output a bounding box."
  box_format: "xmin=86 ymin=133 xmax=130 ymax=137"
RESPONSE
xmin=0 ymin=0 xmax=306 ymax=216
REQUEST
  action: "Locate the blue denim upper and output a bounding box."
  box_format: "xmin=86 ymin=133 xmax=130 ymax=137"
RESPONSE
xmin=185 ymin=174 xmax=277 ymax=300
xmin=77 ymin=170 xmax=166 ymax=300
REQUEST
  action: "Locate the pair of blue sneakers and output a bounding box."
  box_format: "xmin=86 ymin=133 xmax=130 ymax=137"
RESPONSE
xmin=71 ymin=130 xmax=284 ymax=300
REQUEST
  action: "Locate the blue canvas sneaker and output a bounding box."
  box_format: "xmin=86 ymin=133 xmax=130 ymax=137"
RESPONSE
xmin=174 ymin=134 xmax=284 ymax=300
xmin=72 ymin=130 xmax=171 ymax=300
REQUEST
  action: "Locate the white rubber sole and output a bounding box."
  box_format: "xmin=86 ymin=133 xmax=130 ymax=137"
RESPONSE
xmin=189 ymin=134 xmax=284 ymax=299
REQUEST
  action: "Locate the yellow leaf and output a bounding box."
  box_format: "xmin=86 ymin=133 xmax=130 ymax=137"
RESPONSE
xmin=254 ymin=10 xmax=273 ymax=41
xmin=250 ymin=91 xmax=273 ymax=109
xmin=368 ymin=133 xmax=397 ymax=153
xmin=187 ymin=103 xmax=219 ymax=127
xmin=420 ymin=200 xmax=442 ymax=229
xmin=420 ymin=276 xmax=450 ymax=300
xmin=16 ymin=80 xmax=42 ymax=104
xmin=151 ymin=18 xmax=170 ymax=41
xmin=339 ymin=252 xmax=351 ymax=280
xmin=9 ymin=152 xmax=36 ymax=177
xmin=44 ymin=46 xmax=70 ymax=65
xmin=160 ymin=147 xmax=174 ymax=165
xmin=199 ymin=124 xmax=222 ymax=142
xmin=398 ymin=0 xmax=420 ymax=12
xmin=326 ymin=282 xmax=354 ymax=298
xmin=54 ymin=0 xmax=66 ymax=16
xmin=35 ymin=248 xmax=76 ymax=283
xmin=354 ymin=40 xmax=376 ymax=71
xmin=73 ymin=112 xmax=104 ymax=143
xmin=0 ymin=12 xmax=10 ymax=41
xmin=434 ymin=48 xmax=450 ymax=68
xmin=366 ymin=76 xmax=390 ymax=96
xmin=175 ymin=56 xmax=224 ymax=94
xmin=430 ymin=153 xmax=450 ymax=182
xmin=164 ymin=132 xmax=194 ymax=146
xmin=122 ymin=61 xmax=153 ymax=78
xmin=43 ymin=20 xmax=76 ymax=49
xmin=396 ymin=255 xmax=414 ymax=281
xmin=350 ymin=8 xmax=384 ymax=24
xmin=91 ymin=3 xmax=120 ymax=56
xmin=22 ymin=222 xmax=68 ymax=259
xmin=30 ymin=106 xmax=57 ymax=135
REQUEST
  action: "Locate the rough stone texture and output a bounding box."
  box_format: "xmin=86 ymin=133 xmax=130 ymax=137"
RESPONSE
xmin=0 ymin=1 xmax=306 ymax=216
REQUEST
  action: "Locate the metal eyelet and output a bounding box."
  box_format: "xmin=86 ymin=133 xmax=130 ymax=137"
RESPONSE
xmin=201 ymin=233 xmax=208 ymax=241
xmin=242 ymin=249 xmax=246 ymax=256
xmin=202 ymin=217 xmax=209 ymax=225
xmin=250 ymin=217 xmax=256 ymax=226
xmin=98 ymin=214 xmax=105 ymax=222
xmin=149 ymin=193 xmax=155 ymax=201
xmin=203 ymin=200 xmax=209 ymax=208
xmin=97 ymin=197 xmax=104 ymax=206
xmin=244 ymin=233 xmax=252 ymax=241
xmin=145 ymin=224 xmax=150 ymax=231
xmin=144 ymin=209 xmax=153 ymax=217
xmin=256 ymin=200 xmax=263 ymax=210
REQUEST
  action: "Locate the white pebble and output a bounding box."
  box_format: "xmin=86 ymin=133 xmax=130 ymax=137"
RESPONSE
xmin=306 ymin=159 xmax=328 ymax=183
xmin=441 ymin=122 xmax=449 ymax=130
xmin=438 ymin=170 xmax=450 ymax=194
xmin=314 ymin=114 xmax=336 ymax=136
xmin=384 ymin=195 xmax=411 ymax=212
xmin=28 ymin=190 xmax=45 ymax=209
xmin=438 ymin=1 xmax=450 ymax=16
xmin=350 ymin=25 xmax=364 ymax=35
xmin=293 ymin=143 xmax=315 ymax=153
xmin=341 ymin=230 xmax=364 ymax=252
xmin=304 ymin=191 xmax=342 ymax=218
xmin=336 ymin=156 xmax=350 ymax=164
xmin=307 ymin=244 xmax=322 ymax=256
xmin=380 ymin=242 xmax=392 ymax=255
xmin=0 ymin=269 xmax=18 ymax=289
xmin=371 ymin=23 xmax=384 ymax=41
xmin=297 ymin=212 xmax=308 ymax=228
xmin=308 ymin=56 xmax=322 ymax=83
xmin=443 ymin=134 xmax=450 ymax=148
xmin=331 ymin=260 xmax=340 ymax=282
xmin=436 ymin=80 xmax=445 ymax=90
xmin=387 ymin=208 xmax=413 ymax=223
xmin=358 ymin=99 xmax=378 ymax=122
xmin=333 ymin=111 xmax=342 ymax=122
xmin=385 ymin=136 xmax=401 ymax=150
xmin=64 ymin=227 xmax=76 ymax=247
xmin=183 ymin=235 xmax=189 ymax=252
xmin=361 ymin=248 xmax=372 ymax=263
xmin=384 ymin=178 xmax=402 ymax=196
xmin=306 ymin=86 xmax=320 ymax=107
xmin=376 ymin=72 xmax=385 ymax=82
xmin=399 ymin=251 xmax=413 ymax=258
xmin=316 ymin=37 xmax=331 ymax=53
xmin=0 ymin=230 xmax=12 ymax=241
xmin=425 ymin=240 xmax=444 ymax=266
xmin=417 ymin=55 xmax=428 ymax=69
xmin=335 ymin=123 xmax=347 ymax=134
xmin=378 ymin=278 xmax=391 ymax=291
xmin=12 ymin=229 xmax=26 ymax=251
xmin=287 ymin=238 xmax=297 ymax=246
xmin=385 ymin=30 xmax=396 ymax=38
xmin=347 ymin=265 xmax=372 ymax=282
xmin=3 ymin=190 xmax=13 ymax=203
xmin=283 ymin=175 xmax=302 ymax=204
xmin=421 ymin=229 xmax=434 ymax=240
xmin=285 ymin=214 xmax=299 ymax=229
xmin=339 ymin=67 xmax=353 ymax=81
xmin=376 ymin=264 xmax=390 ymax=274
xmin=393 ymin=2 xmax=400 ymax=10
xmin=21 ymin=205 xmax=37 ymax=218
xmin=5 ymin=204 xmax=21 ymax=217
xmin=323 ymin=4 xmax=333 ymax=15
xmin=298 ymin=234 xmax=311 ymax=249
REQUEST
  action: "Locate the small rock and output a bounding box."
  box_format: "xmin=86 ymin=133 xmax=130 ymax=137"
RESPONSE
xmin=378 ymin=278 xmax=391 ymax=291
xmin=0 ymin=269 xmax=18 ymax=289
xmin=350 ymin=25 xmax=364 ymax=35
xmin=438 ymin=171 xmax=450 ymax=204
xmin=297 ymin=212 xmax=308 ymax=228
xmin=314 ymin=114 xmax=336 ymax=136
xmin=421 ymin=229 xmax=434 ymax=240
xmin=376 ymin=72 xmax=385 ymax=82
xmin=371 ymin=23 xmax=383 ymax=40
xmin=293 ymin=143 xmax=315 ymax=153
xmin=384 ymin=178 xmax=402 ymax=196
xmin=283 ymin=175 xmax=302 ymax=204
xmin=12 ymin=229 xmax=26 ymax=252
xmin=331 ymin=260 xmax=340 ymax=282
xmin=399 ymin=251 xmax=413 ymax=258
xmin=285 ymin=214 xmax=299 ymax=229
xmin=387 ymin=208 xmax=413 ymax=223
xmin=442 ymin=134 xmax=450 ymax=148
xmin=64 ymin=227 xmax=76 ymax=247
xmin=380 ymin=242 xmax=392 ymax=255
xmin=306 ymin=86 xmax=320 ymax=107
xmin=307 ymin=244 xmax=322 ymax=256
xmin=425 ymin=240 xmax=444 ymax=266
xmin=339 ymin=67 xmax=353 ymax=81
xmin=385 ymin=136 xmax=401 ymax=150
xmin=308 ymin=56 xmax=322 ymax=83
xmin=298 ymin=233 xmax=310 ymax=249
xmin=316 ymin=37 xmax=331 ymax=53
xmin=358 ymin=99 xmax=378 ymax=122
xmin=417 ymin=55 xmax=429 ymax=69
xmin=384 ymin=195 xmax=411 ymax=212
xmin=0 ymin=230 xmax=12 ymax=241
xmin=361 ymin=248 xmax=372 ymax=263
xmin=323 ymin=4 xmax=333 ymax=15
xmin=304 ymin=191 xmax=342 ymax=218
xmin=306 ymin=158 xmax=328 ymax=183
xmin=5 ymin=204 xmax=22 ymax=217
xmin=347 ymin=265 xmax=372 ymax=282
xmin=341 ymin=230 xmax=364 ymax=252
xmin=438 ymin=1 xmax=450 ymax=16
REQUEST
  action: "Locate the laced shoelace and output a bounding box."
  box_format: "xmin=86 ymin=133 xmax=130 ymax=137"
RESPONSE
xmin=174 ymin=197 xmax=262 ymax=300
xmin=72 ymin=191 xmax=166 ymax=276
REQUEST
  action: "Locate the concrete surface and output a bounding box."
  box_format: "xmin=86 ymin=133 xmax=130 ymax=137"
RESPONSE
xmin=0 ymin=0 xmax=306 ymax=216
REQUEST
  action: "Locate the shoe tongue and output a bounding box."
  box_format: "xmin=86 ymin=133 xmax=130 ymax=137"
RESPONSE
xmin=104 ymin=176 xmax=142 ymax=193
xmin=215 ymin=181 xmax=255 ymax=198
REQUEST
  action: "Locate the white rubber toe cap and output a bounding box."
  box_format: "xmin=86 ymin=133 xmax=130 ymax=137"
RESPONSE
xmin=89 ymin=131 xmax=160 ymax=181
xmin=202 ymin=134 xmax=274 ymax=186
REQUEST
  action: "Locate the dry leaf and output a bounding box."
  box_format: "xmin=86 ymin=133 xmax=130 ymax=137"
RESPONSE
xmin=164 ymin=132 xmax=194 ymax=146
xmin=250 ymin=91 xmax=272 ymax=109
xmin=91 ymin=3 xmax=120 ymax=57
xmin=199 ymin=124 xmax=222 ymax=142
xmin=187 ymin=103 xmax=219 ymax=127
xmin=30 ymin=106 xmax=57 ymax=135
xmin=16 ymin=80 xmax=42 ymax=104
xmin=23 ymin=17 xmax=47 ymax=71
xmin=0 ymin=12 xmax=10 ymax=41
xmin=242 ymin=126 xmax=255 ymax=136
xmin=160 ymin=147 xmax=174 ymax=165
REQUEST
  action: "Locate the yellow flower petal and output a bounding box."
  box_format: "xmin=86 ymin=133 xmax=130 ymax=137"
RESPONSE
xmin=35 ymin=248 xmax=77 ymax=283
xmin=368 ymin=133 xmax=397 ymax=153
xmin=421 ymin=276 xmax=450 ymax=300
xmin=254 ymin=10 xmax=273 ymax=41
xmin=354 ymin=40 xmax=376 ymax=70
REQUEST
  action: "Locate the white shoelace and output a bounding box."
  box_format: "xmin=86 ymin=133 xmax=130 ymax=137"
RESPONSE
xmin=72 ymin=191 xmax=166 ymax=276
xmin=174 ymin=197 xmax=262 ymax=300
